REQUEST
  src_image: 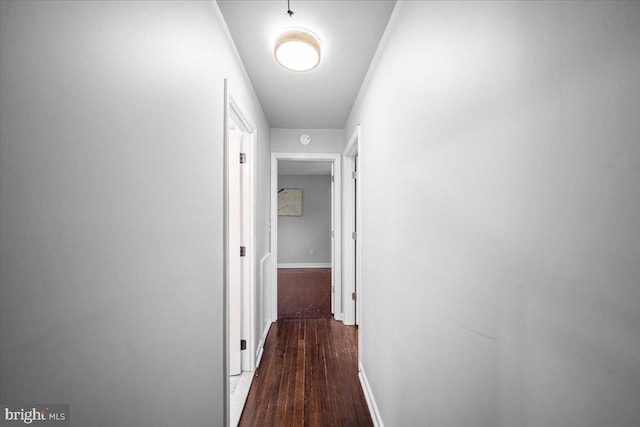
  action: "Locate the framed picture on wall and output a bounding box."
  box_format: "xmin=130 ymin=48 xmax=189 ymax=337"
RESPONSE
xmin=278 ymin=188 xmax=302 ymax=216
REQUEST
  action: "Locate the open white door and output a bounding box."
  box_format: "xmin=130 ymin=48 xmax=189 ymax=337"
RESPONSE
xmin=228 ymin=127 xmax=243 ymax=376
xmin=353 ymin=153 xmax=358 ymax=325
xmin=331 ymin=162 xmax=335 ymax=314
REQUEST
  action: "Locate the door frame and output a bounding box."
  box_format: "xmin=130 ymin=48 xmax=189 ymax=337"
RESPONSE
xmin=224 ymin=80 xmax=257 ymax=426
xmin=342 ymin=125 xmax=362 ymax=327
xmin=270 ymin=152 xmax=342 ymax=322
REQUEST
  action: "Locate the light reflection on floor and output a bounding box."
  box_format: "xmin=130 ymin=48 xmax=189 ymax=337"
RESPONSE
xmin=230 ymin=371 xmax=253 ymax=426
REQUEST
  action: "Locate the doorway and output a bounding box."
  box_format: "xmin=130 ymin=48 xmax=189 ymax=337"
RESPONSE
xmin=342 ymin=125 xmax=361 ymax=327
xmin=224 ymin=80 xmax=257 ymax=427
xmin=270 ymin=153 xmax=342 ymax=323
xmin=277 ymin=160 xmax=333 ymax=319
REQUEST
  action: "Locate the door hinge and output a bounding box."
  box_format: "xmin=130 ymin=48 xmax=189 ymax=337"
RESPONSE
xmin=240 ymin=153 xmax=247 ymax=164
xmin=352 ymin=171 xmax=358 ymax=179
xmin=331 ymin=230 xmax=335 ymax=238
xmin=240 ymin=246 xmax=246 ymax=257
xmin=352 ymin=232 xmax=357 ymax=240
xmin=240 ymin=339 xmax=247 ymax=351
xmin=352 ymin=292 xmax=357 ymax=301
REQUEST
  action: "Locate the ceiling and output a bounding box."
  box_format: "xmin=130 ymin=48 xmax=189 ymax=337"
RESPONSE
xmin=278 ymin=160 xmax=332 ymax=176
xmin=217 ymin=0 xmax=396 ymax=129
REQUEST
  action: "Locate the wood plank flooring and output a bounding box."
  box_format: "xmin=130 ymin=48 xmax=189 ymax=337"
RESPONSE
xmin=278 ymin=268 xmax=332 ymax=319
xmin=239 ymin=318 xmax=373 ymax=427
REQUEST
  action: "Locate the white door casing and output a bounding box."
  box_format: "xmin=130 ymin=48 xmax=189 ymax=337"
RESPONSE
xmin=342 ymin=125 xmax=362 ymax=328
xmin=224 ymin=79 xmax=258 ymax=426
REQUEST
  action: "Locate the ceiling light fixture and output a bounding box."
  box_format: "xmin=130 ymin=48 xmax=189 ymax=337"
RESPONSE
xmin=274 ymin=1 xmax=321 ymax=72
xmin=274 ymin=28 xmax=321 ymax=72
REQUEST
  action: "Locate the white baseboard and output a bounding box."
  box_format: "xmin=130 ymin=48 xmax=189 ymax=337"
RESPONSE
xmin=359 ymin=364 xmax=384 ymax=427
xmin=277 ymin=263 xmax=332 ymax=269
xmin=255 ymin=320 xmax=272 ymax=368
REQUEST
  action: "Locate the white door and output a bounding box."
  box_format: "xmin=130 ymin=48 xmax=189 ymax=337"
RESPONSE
xmin=240 ymin=133 xmax=251 ymax=371
xmin=228 ymin=127 xmax=243 ymax=376
xmin=353 ymin=154 xmax=358 ymax=324
xmin=331 ymin=163 xmax=335 ymax=315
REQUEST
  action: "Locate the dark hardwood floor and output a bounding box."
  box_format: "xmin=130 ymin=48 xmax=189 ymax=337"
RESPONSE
xmin=239 ymin=318 xmax=373 ymax=427
xmin=278 ymin=268 xmax=332 ymax=319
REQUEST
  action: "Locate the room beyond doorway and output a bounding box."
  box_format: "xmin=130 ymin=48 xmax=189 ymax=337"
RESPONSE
xmin=277 ymin=159 xmax=333 ymax=319
xmin=270 ymin=153 xmax=342 ymax=323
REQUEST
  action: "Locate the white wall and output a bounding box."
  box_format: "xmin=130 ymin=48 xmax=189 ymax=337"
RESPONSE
xmin=0 ymin=1 xmax=270 ymax=426
xmin=277 ymin=175 xmax=332 ymax=265
xmin=271 ymin=128 xmax=343 ymax=153
xmin=345 ymin=1 xmax=640 ymax=426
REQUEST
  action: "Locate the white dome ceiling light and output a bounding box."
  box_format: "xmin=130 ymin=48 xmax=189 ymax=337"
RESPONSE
xmin=274 ymin=28 xmax=321 ymax=72
xmin=274 ymin=1 xmax=321 ymax=72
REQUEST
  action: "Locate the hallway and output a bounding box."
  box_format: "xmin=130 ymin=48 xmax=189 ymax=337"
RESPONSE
xmin=2 ymin=1 xmax=640 ymax=426
xmin=239 ymin=319 xmax=372 ymax=427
